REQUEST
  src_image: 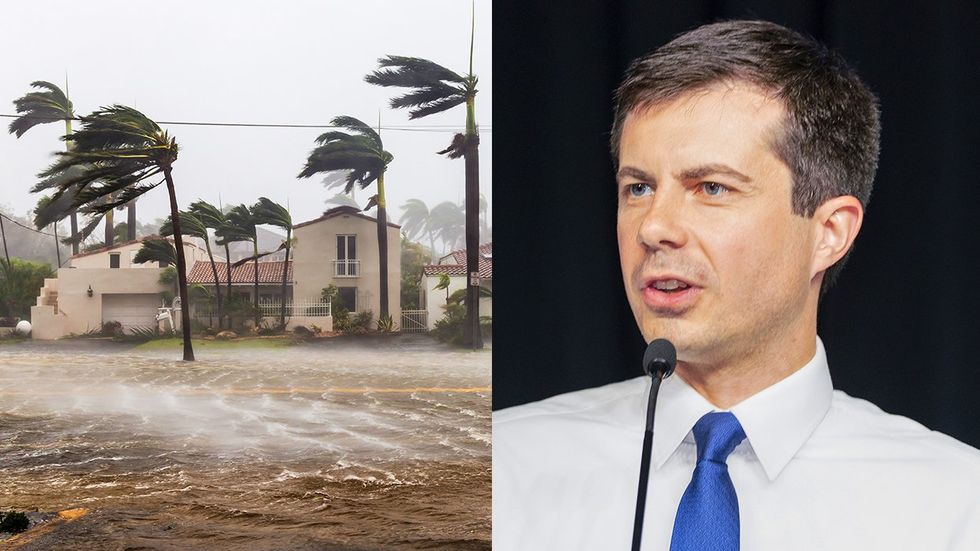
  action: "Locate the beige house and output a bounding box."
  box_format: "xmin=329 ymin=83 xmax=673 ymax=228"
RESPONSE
xmin=421 ymin=242 xmax=493 ymax=330
xmin=30 ymin=237 xmax=212 ymax=339
xmin=292 ymin=206 xmax=401 ymax=322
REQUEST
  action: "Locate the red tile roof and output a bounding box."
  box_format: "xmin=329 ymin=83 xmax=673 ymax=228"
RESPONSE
xmin=423 ymin=242 xmax=492 ymax=279
xmin=188 ymin=260 xmax=292 ymax=285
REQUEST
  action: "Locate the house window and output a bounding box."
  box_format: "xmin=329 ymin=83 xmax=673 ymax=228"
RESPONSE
xmin=158 ymin=260 xmax=167 ymax=268
xmin=336 ymin=235 xmax=358 ymax=277
xmin=109 ymin=253 xmax=120 ymax=269
xmin=337 ymin=287 xmax=357 ymax=312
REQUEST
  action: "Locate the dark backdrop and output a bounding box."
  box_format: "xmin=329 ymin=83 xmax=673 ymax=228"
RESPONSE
xmin=491 ymin=0 xmax=980 ymax=449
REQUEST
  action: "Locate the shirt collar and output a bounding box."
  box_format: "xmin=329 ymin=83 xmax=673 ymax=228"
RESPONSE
xmin=652 ymin=337 xmax=833 ymax=481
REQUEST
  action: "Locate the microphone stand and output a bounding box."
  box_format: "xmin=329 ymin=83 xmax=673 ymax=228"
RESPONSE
xmin=631 ymin=338 xmax=675 ymax=551
xmin=631 ymin=372 xmax=666 ymax=551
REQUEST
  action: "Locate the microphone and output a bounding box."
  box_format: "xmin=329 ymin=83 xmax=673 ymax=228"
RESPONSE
xmin=631 ymin=338 xmax=677 ymax=551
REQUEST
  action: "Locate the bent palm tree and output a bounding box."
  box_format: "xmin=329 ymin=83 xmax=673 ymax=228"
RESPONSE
xmin=9 ymin=80 xmax=83 ymax=255
xmin=33 ymin=105 xmax=195 ymax=361
xmin=251 ymin=197 xmax=293 ymax=329
xmin=298 ymin=115 xmax=394 ymax=320
xmin=161 ymin=211 xmax=221 ymax=329
xmin=216 ymin=204 xmax=260 ymax=327
xmin=365 ymin=9 xmax=483 ymax=347
xmin=188 ymin=200 xmax=232 ymax=328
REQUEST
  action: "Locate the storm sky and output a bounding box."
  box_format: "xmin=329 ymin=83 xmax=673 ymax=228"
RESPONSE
xmin=0 ymin=0 xmax=492 ymax=235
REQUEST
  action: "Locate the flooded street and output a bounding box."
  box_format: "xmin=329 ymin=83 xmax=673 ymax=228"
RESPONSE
xmin=0 ymin=337 xmax=491 ymax=550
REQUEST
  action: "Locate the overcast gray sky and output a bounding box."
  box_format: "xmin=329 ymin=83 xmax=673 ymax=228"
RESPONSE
xmin=0 ymin=0 xmax=491 ymax=237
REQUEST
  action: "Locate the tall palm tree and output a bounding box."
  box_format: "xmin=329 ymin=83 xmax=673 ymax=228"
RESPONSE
xmin=216 ymin=204 xmax=260 ymax=327
xmin=251 ymin=197 xmax=293 ymax=329
xmin=33 ymin=105 xmax=194 ymax=361
xmin=365 ymin=8 xmax=483 ymax=347
xmin=9 ymin=80 xmax=82 ymax=255
xmin=298 ymin=115 xmax=394 ymax=320
xmin=188 ymin=200 xmax=233 ymax=328
xmin=160 ymin=211 xmax=222 ymax=329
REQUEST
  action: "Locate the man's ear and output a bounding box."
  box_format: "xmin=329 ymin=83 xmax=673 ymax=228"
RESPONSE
xmin=811 ymin=196 xmax=864 ymax=279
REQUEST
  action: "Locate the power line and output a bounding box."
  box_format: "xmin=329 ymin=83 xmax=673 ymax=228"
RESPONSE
xmin=0 ymin=114 xmax=491 ymax=133
xmin=0 ymin=212 xmax=56 ymax=238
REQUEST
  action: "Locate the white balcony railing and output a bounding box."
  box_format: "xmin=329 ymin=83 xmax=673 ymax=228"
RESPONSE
xmin=334 ymin=259 xmax=360 ymax=277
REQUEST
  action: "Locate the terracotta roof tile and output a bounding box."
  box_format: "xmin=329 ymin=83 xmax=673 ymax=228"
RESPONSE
xmin=188 ymin=260 xmax=292 ymax=284
xmin=424 ymin=242 xmax=492 ymax=279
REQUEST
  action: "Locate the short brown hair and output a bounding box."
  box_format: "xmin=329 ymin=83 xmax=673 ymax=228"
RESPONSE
xmin=611 ymin=20 xmax=880 ymax=287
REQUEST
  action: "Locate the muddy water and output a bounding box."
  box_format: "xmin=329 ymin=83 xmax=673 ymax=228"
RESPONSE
xmin=0 ymin=338 xmax=490 ymax=550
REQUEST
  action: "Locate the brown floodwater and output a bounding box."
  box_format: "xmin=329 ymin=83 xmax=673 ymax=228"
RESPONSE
xmin=0 ymin=337 xmax=490 ymax=550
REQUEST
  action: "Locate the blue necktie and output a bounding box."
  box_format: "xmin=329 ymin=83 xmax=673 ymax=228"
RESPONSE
xmin=670 ymin=412 xmax=746 ymax=551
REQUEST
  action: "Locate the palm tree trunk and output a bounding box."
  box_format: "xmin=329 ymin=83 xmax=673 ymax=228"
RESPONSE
xmin=224 ymin=243 xmax=232 ymax=328
xmin=127 ymin=201 xmax=137 ymax=240
xmin=69 ymin=213 xmax=79 ymax=255
xmin=104 ymin=209 xmax=114 ymax=246
xmin=163 ymin=167 xmax=195 ymax=361
xmin=280 ymin=228 xmax=290 ymax=329
xmin=0 ymin=214 xmax=9 ymax=268
xmin=65 ymin=120 xmax=80 ymax=255
xmin=463 ymin=101 xmax=483 ymax=349
xmin=376 ymin=173 xmax=389 ymax=320
xmin=54 ymin=224 xmax=62 ymax=268
xmin=204 ymin=240 xmax=221 ymax=330
xmin=253 ymin=240 xmax=260 ymax=328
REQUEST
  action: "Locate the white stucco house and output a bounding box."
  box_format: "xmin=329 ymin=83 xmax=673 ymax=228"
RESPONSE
xmin=30 ymin=206 xmax=401 ymax=338
xmin=420 ymin=242 xmax=493 ymax=330
xmin=30 ymin=236 xmax=213 ymax=339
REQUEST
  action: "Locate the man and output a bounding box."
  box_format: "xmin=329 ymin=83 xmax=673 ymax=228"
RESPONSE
xmin=493 ymin=20 xmax=980 ymax=550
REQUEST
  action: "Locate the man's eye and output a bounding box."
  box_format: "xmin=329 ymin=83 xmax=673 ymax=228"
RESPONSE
xmin=700 ymin=182 xmax=728 ymax=196
xmin=627 ymin=183 xmax=652 ymax=197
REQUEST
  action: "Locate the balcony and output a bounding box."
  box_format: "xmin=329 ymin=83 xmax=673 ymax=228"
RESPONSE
xmin=334 ymin=259 xmax=360 ymax=278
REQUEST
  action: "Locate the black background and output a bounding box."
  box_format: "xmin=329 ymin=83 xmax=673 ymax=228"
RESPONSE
xmin=491 ymin=1 xmax=980 ymax=449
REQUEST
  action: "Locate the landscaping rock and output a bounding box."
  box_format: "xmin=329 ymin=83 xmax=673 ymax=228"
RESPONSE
xmin=215 ymin=331 xmax=238 ymax=340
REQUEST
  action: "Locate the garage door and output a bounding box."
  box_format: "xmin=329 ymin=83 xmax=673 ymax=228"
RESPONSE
xmin=102 ymin=294 xmax=161 ymax=332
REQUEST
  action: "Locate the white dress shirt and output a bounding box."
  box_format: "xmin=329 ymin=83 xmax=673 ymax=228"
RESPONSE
xmin=493 ymin=338 xmax=980 ymax=550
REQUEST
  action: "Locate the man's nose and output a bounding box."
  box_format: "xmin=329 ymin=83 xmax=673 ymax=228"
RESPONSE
xmin=637 ymin=188 xmax=688 ymax=251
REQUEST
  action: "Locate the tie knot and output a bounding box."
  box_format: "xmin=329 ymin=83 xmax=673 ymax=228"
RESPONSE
xmin=692 ymin=412 xmax=746 ymax=464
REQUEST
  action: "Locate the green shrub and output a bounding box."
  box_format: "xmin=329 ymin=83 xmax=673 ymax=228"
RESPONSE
xmin=351 ymin=310 xmax=373 ymax=332
xmin=377 ymin=314 xmax=398 ymax=333
xmin=0 ymin=510 xmax=29 ymax=533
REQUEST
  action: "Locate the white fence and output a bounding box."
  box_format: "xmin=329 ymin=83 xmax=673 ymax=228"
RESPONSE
xmin=401 ymin=310 xmax=429 ymax=333
xmin=194 ymin=299 xmax=332 ymax=319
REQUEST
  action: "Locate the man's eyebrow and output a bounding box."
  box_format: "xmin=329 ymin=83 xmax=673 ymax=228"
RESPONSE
xmin=678 ymin=164 xmax=752 ymax=183
xmin=616 ymin=166 xmax=653 ymax=182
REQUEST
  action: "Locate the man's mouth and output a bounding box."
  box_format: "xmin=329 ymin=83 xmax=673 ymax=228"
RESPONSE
xmin=640 ymin=276 xmax=700 ymax=310
xmin=649 ymin=279 xmax=691 ymax=293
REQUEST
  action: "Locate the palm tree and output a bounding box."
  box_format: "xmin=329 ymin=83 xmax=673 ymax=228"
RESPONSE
xmin=400 ymin=198 xmax=437 ymax=260
xmin=32 ymin=105 xmax=194 ymax=361
xmin=160 ymin=211 xmax=222 ymax=329
xmin=430 ymin=201 xmax=465 ymax=254
xmin=188 ymin=200 xmax=232 ymax=328
xmin=365 ymin=8 xmax=483 ymax=347
xmin=9 ymin=80 xmax=82 ymax=255
xmin=251 ymin=197 xmax=293 ymax=329
xmin=216 ymin=204 xmax=260 ymax=327
xmin=298 ymin=115 xmax=394 ymax=320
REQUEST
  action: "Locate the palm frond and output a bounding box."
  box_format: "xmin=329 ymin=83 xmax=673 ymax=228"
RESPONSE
xmin=407 ymin=95 xmax=468 ymax=119
xmin=188 ymin=200 xmax=226 ymax=229
xmin=330 ymin=115 xmax=381 ymax=145
xmin=133 ymin=238 xmax=177 ymax=266
xmin=366 ymin=56 xmax=465 ymax=87
xmin=251 ymin=197 xmax=292 ymax=229
xmin=388 ymin=83 xmax=463 ymax=110
xmin=159 ymin=211 xmax=208 ymax=240
xmin=8 ymin=81 xmax=74 ymax=138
